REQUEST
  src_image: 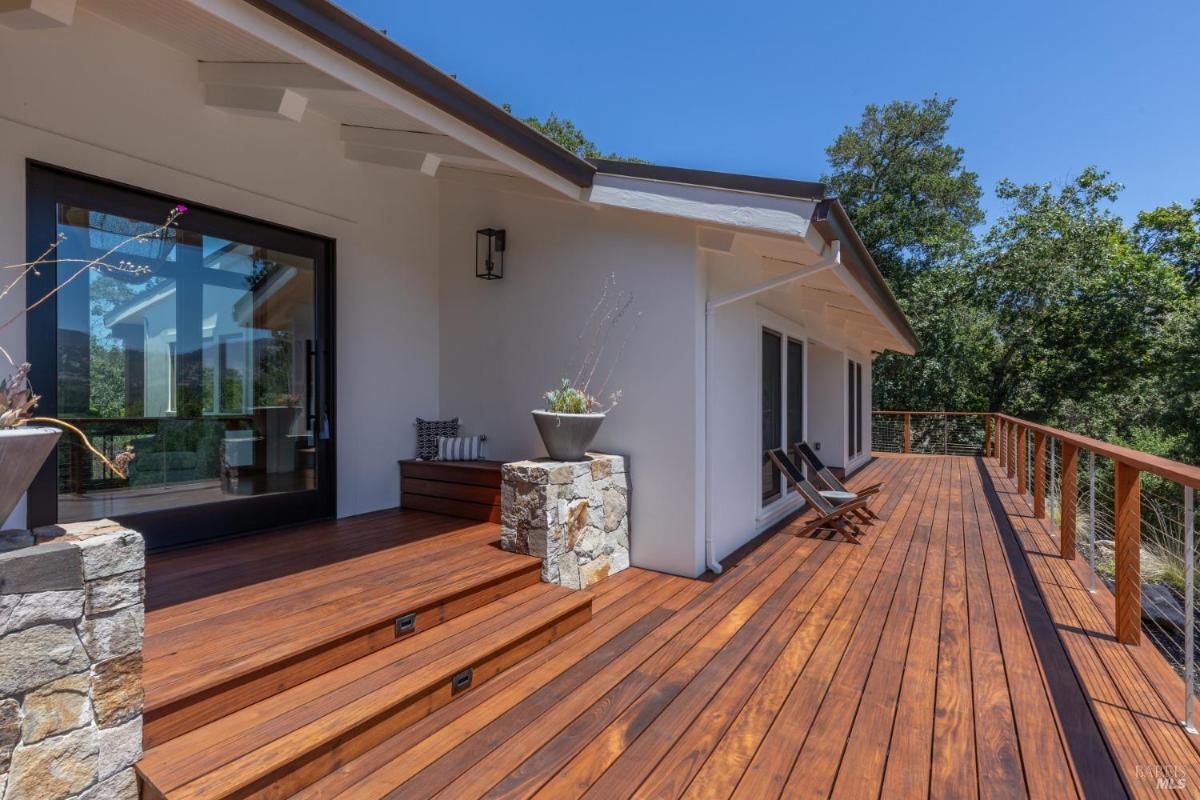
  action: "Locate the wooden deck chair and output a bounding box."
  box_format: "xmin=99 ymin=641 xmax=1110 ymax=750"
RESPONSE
xmin=795 ymin=441 xmax=882 ymax=519
xmin=767 ymin=449 xmax=871 ymax=543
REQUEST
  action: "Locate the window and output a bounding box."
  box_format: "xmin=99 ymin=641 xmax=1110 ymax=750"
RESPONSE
xmin=848 ymin=358 xmax=864 ymax=459
xmin=762 ymin=328 xmax=806 ymax=507
xmin=26 ymin=164 xmax=335 ymax=548
xmin=761 ymin=329 xmax=782 ymax=502
xmin=787 ymin=339 xmax=803 ymax=462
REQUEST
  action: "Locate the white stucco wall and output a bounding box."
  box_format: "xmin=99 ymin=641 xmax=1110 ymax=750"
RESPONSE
xmin=807 ymin=342 xmax=847 ymax=468
xmin=703 ymin=244 xmax=880 ymax=563
xmin=436 ymin=172 xmax=705 ymax=577
xmin=0 ymin=9 xmax=441 ymax=526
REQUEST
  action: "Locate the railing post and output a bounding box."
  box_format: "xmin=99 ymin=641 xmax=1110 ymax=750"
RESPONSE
xmin=903 ymin=413 xmax=911 ymax=454
xmin=985 ymin=415 xmax=993 ymax=458
xmin=1033 ymin=430 xmax=1046 ymax=518
xmin=944 ymin=415 xmax=949 ymax=455
xmin=1017 ymin=426 xmax=1027 ymax=493
xmin=1060 ymin=442 xmax=1078 ymax=560
xmin=1114 ymin=461 xmax=1142 ymax=645
xmin=1088 ymin=451 xmax=1097 ymax=593
xmin=1185 ymin=485 xmax=1195 ymax=734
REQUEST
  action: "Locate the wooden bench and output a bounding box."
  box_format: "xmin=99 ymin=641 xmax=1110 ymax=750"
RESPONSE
xmin=399 ymin=459 xmax=503 ymax=522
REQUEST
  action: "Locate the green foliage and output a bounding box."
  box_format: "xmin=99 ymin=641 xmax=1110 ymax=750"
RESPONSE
xmin=545 ymin=378 xmax=590 ymax=414
xmin=824 ymin=97 xmax=984 ymax=285
xmin=838 ymin=96 xmax=1198 ymax=467
xmin=1134 ymin=199 xmax=1200 ymax=290
xmin=502 ymin=105 xmax=645 ymax=163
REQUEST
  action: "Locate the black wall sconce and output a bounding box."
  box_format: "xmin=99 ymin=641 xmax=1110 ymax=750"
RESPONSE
xmin=476 ymin=228 xmax=505 ymax=280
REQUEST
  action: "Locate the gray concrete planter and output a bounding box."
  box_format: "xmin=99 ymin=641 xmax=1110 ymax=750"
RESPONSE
xmin=0 ymin=426 xmax=61 ymax=523
xmin=531 ymin=411 xmax=605 ymax=461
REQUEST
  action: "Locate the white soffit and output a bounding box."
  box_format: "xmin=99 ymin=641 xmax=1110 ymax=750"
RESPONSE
xmin=178 ymin=0 xmax=587 ymax=198
xmin=588 ymin=174 xmax=818 ymax=240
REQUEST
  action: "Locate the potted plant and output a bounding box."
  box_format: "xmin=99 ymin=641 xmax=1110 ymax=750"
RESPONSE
xmin=532 ymin=274 xmax=637 ymax=461
xmin=0 ymin=205 xmax=185 ymax=522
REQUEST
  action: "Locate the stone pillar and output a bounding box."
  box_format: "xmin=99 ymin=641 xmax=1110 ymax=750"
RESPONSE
xmin=500 ymin=454 xmax=630 ymax=590
xmin=0 ymin=520 xmax=145 ymax=800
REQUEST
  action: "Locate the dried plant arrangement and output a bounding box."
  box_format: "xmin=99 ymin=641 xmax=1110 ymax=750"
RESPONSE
xmin=545 ymin=272 xmax=639 ymax=414
xmin=0 ymin=204 xmax=187 ymax=479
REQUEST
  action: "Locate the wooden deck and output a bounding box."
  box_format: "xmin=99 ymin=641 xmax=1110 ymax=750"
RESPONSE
xmin=139 ymin=454 xmax=1200 ymax=798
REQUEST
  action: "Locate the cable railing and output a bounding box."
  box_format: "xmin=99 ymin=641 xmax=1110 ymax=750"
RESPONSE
xmin=876 ymin=410 xmax=1200 ymax=734
xmin=989 ymin=413 xmax=1199 ymax=733
xmin=872 ymin=411 xmax=994 ymax=456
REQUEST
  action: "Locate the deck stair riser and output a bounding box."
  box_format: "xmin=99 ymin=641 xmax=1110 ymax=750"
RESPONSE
xmin=138 ymin=585 xmax=591 ymax=799
xmin=143 ymin=556 xmax=542 ymax=747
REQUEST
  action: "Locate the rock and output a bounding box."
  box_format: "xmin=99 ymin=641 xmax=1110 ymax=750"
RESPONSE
xmin=20 ymin=672 xmax=89 ymax=744
xmin=74 ymin=531 xmax=143 ymax=582
xmin=579 ymin=556 xmax=612 ymax=587
xmin=501 ymin=462 xmax=549 ymax=486
xmin=0 ymin=624 xmax=89 ymax=696
xmin=601 ymin=488 xmax=628 ymax=533
xmin=539 ymin=555 xmax=560 ymax=584
xmin=557 ymin=552 xmax=580 ymax=591
xmin=614 ymin=518 xmax=629 ymax=550
xmin=610 ymin=548 xmax=631 ymax=574
xmin=2 ymin=590 xmax=84 ymax=634
xmin=1142 ymin=583 xmax=1186 ymax=628
xmin=0 ymin=699 xmax=19 ymax=773
xmin=4 ymin=725 xmax=97 ymax=799
xmin=76 ymin=767 xmax=138 ymax=800
xmin=0 ymin=597 xmax=14 ymax=634
xmin=91 ymin=654 xmax=143 ymax=728
xmin=565 ymin=501 xmax=589 ymax=551
xmin=79 ymin=607 xmax=143 ymax=662
xmin=589 ymin=458 xmax=612 ymax=481
xmin=0 ymin=543 xmax=82 ymax=595
xmin=0 ymin=531 xmax=32 ymax=554
xmin=97 ymin=716 xmax=141 ymax=781
xmin=85 ymin=573 xmax=142 ymax=616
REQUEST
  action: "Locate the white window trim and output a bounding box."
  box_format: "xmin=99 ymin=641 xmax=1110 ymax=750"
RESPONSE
xmin=756 ymin=306 xmax=808 ymax=525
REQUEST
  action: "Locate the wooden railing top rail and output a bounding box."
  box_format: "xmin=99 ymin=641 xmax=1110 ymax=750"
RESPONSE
xmin=873 ymin=410 xmax=991 ymax=417
xmin=993 ymin=413 xmax=1200 ymax=490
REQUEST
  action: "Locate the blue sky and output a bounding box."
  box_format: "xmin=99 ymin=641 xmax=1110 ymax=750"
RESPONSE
xmin=341 ymin=0 xmax=1198 ymax=226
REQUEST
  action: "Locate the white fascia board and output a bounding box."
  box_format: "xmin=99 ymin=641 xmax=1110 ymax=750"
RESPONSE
xmin=186 ymin=0 xmax=586 ymax=199
xmin=587 ymin=174 xmax=817 ymax=240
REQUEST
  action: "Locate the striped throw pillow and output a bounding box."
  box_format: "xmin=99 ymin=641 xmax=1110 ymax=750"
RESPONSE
xmin=436 ymin=434 xmax=487 ymax=461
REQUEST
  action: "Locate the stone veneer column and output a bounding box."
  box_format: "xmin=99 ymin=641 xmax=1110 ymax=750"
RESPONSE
xmin=0 ymin=520 xmax=145 ymax=800
xmin=500 ymin=454 xmax=630 ymax=590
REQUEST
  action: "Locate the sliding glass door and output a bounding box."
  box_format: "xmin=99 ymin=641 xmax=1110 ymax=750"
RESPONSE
xmin=26 ymin=164 xmax=335 ymax=548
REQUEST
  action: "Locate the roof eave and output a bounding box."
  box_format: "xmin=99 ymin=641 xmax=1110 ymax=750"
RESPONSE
xmin=811 ymin=198 xmax=921 ymax=354
xmin=241 ymin=0 xmax=596 ymax=188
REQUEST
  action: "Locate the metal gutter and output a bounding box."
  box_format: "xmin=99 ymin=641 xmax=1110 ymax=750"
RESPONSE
xmin=589 ymin=159 xmax=826 ymax=201
xmin=240 ymin=0 xmax=596 ymax=188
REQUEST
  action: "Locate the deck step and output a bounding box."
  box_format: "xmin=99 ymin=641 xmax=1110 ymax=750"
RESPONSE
xmin=137 ymin=582 xmax=592 ymax=800
xmin=143 ymin=545 xmax=543 ymax=747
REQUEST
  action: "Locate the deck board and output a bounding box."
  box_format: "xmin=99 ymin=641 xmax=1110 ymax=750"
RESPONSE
xmin=145 ymin=453 xmax=1200 ymax=798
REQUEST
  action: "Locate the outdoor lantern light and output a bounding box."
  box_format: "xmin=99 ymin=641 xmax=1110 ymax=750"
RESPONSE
xmin=475 ymin=228 xmax=505 ymax=280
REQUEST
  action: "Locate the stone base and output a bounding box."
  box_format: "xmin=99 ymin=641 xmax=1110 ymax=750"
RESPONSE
xmin=500 ymin=454 xmax=630 ymax=590
xmin=0 ymin=520 xmax=144 ymax=800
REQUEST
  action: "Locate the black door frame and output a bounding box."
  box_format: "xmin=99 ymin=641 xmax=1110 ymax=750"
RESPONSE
xmin=25 ymin=162 xmax=337 ymax=549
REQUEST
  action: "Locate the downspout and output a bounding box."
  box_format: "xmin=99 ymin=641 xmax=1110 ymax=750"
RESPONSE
xmin=702 ymin=241 xmax=841 ymax=575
